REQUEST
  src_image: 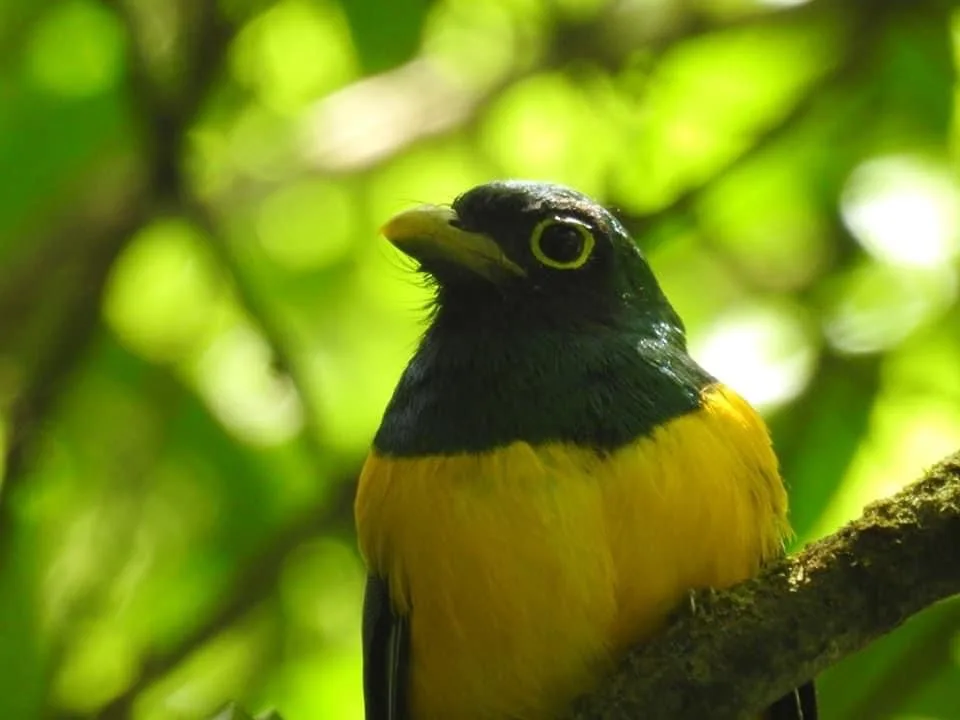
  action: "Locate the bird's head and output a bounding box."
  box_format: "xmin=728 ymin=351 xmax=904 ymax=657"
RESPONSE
xmin=382 ymin=180 xmax=684 ymax=343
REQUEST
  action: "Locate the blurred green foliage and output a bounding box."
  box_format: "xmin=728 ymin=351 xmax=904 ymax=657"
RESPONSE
xmin=0 ymin=0 xmax=958 ymax=718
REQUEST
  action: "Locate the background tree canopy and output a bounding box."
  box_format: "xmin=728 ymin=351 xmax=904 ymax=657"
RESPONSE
xmin=0 ymin=0 xmax=958 ymax=718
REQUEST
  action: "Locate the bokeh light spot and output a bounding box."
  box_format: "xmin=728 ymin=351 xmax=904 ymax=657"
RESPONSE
xmin=823 ymin=261 xmax=957 ymax=355
xmin=281 ymin=538 xmax=364 ymax=646
xmin=53 ymin=619 xmax=137 ymax=712
xmin=26 ymin=0 xmax=125 ymax=97
xmin=812 ymin=395 xmax=960 ymax=537
xmin=756 ymin=0 xmax=812 ymax=7
xmin=613 ymin=17 xmax=839 ymax=213
xmin=842 ymin=155 xmax=960 ymax=268
xmin=691 ymin=300 xmax=817 ymax=411
xmin=480 ymin=73 xmax=614 ymax=195
xmin=103 ymin=220 xmax=228 ymax=364
xmin=268 ymin=648 xmax=363 ymax=720
xmin=137 ymin=612 xmax=271 ymax=720
xmin=422 ymin=0 xmax=525 ymax=88
xmin=257 ymin=180 xmax=357 ymax=270
xmin=192 ymin=325 xmax=304 ymax=446
xmin=230 ymin=0 xmax=357 ymax=112
xmin=698 ymin=153 xmax=830 ymax=291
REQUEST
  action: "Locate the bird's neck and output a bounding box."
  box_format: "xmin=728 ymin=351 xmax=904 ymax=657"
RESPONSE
xmin=373 ymin=308 xmax=713 ymax=457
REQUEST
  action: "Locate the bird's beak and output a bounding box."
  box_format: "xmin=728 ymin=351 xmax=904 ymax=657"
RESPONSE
xmin=381 ymin=206 xmax=526 ymax=282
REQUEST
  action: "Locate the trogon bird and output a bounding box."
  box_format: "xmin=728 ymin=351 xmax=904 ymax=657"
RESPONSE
xmin=355 ymin=181 xmax=817 ymax=720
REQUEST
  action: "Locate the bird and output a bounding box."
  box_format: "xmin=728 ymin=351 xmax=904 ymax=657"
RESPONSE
xmin=354 ymin=180 xmax=817 ymax=720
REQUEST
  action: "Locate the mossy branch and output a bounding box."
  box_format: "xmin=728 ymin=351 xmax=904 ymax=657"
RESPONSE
xmin=567 ymin=451 xmax=960 ymax=720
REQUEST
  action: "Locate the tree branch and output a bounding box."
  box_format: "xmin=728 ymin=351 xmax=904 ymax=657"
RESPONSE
xmin=1 ymin=0 xmax=235 ymax=504
xmin=568 ymin=451 xmax=960 ymax=720
xmin=0 ymin=195 xmax=150 ymax=497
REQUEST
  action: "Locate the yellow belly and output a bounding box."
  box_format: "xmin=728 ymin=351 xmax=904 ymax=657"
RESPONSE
xmin=355 ymin=385 xmax=788 ymax=720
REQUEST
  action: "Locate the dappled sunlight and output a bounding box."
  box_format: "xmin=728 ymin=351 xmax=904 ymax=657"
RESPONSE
xmin=691 ymin=300 xmax=817 ymax=411
xmin=193 ymin=325 xmax=305 ymax=447
xmin=53 ymin=616 xmax=138 ymax=712
xmin=104 ymin=220 xmax=233 ymax=364
xmin=229 ymin=0 xmax=358 ymax=114
xmin=269 ymin=648 xmax=364 ymax=720
xmin=44 ymin=508 xmax=118 ymax=632
xmin=422 ymin=0 xmax=536 ymax=88
xmin=822 ymin=261 xmax=958 ymax=355
xmin=2 ymin=0 xmax=959 ymax=717
xmin=841 ymin=155 xmax=960 ymax=269
xmin=138 ymin=611 xmax=275 ymax=720
xmin=756 ymin=0 xmax=812 ymax=8
xmin=698 ymin=151 xmax=831 ymax=291
xmin=300 ymin=59 xmax=482 ymax=172
xmin=256 ymin=180 xmax=358 ymax=271
xmin=809 ymin=395 xmax=960 ymax=540
xmin=612 ymin=12 xmax=841 ymax=212
xmin=305 ymin=328 xmax=416 ymax=454
xmin=280 ymin=538 xmax=365 ymax=647
xmin=25 ymin=0 xmax=125 ymax=98
xmin=481 ymin=73 xmax=618 ymax=194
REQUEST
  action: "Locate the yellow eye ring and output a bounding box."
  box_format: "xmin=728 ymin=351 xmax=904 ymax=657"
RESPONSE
xmin=529 ymin=218 xmax=595 ymax=270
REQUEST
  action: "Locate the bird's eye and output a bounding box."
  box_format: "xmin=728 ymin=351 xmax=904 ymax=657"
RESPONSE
xmin=529 ymin=219 xmax=595 ymax=270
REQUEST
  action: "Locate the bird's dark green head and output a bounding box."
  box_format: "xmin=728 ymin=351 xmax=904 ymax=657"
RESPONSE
xmin=374 ymin=180 xmax=713 ymax=457
xmin=383 ymin=180 xmax=683 ymax=341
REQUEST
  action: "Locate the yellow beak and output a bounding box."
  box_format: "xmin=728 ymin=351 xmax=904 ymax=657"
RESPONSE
xmin=381 ymin=206 xmax=526 ymax=282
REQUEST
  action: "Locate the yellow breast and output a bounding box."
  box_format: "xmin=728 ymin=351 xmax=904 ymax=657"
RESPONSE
xmin=355 ymin=385 xmax=789 ymax=720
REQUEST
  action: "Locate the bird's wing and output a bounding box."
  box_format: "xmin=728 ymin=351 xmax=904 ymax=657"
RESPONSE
xmin=362 ymin=575 xmax=409 ymax=720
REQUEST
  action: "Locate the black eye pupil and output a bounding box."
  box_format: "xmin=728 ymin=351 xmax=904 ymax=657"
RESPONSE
xmin=538 ymin=224 xmax=585 ymax=263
